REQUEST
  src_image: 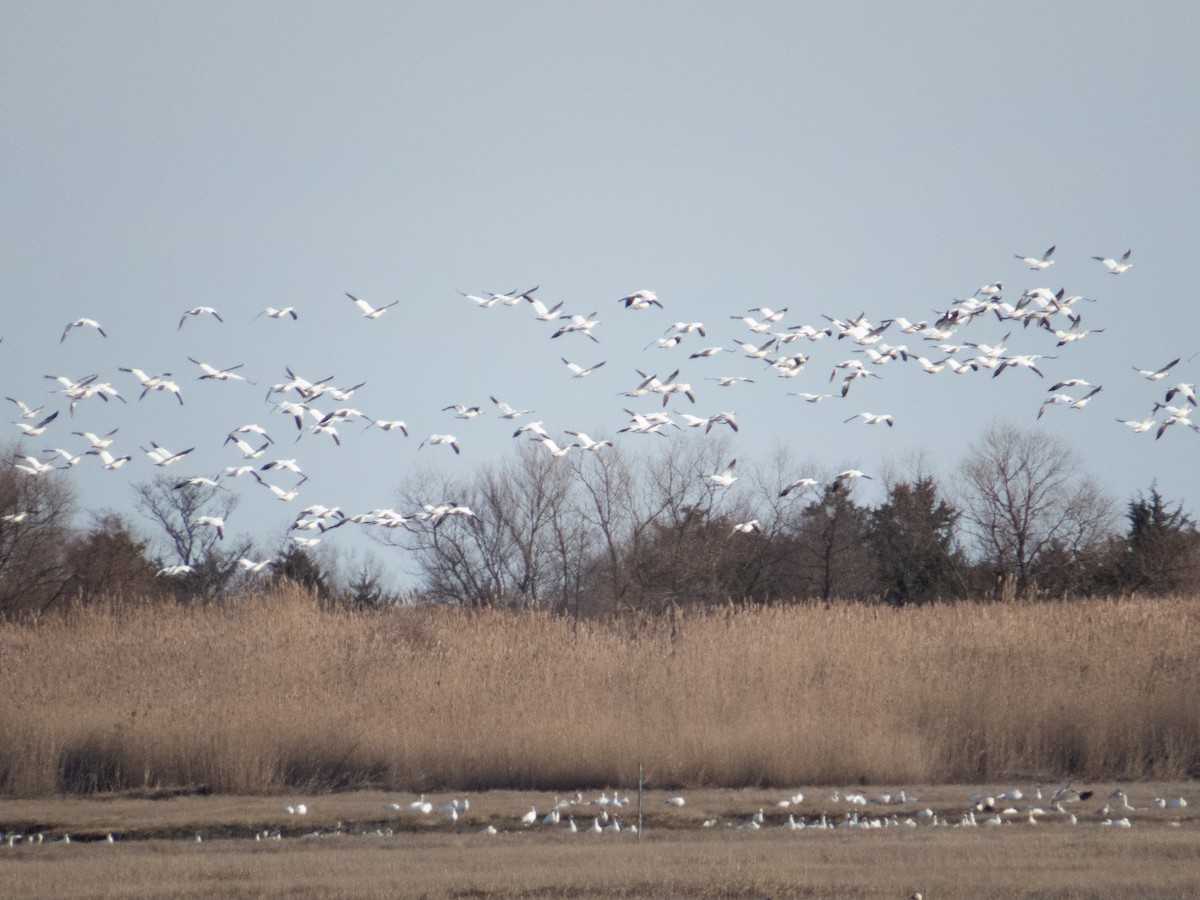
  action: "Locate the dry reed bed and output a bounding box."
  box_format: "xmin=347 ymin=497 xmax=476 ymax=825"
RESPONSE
xmin=1 ymin=591 xmax=1198 ymax=797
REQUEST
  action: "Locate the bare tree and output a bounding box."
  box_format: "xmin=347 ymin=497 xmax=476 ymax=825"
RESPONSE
xmin=0 ymin=453 xmax=75 ymax=617
xmin=390 ymin=443 xmax=581 ymax=608
xmin=569 ymin=441 xmax=652 ymax=616
xmin=614 ymin=435 xmax=743 ymax=612
xmin=960 ymin=423 xmax=1115 ymax=599
xmin=132 ymin=476 xmax=249 ymax=602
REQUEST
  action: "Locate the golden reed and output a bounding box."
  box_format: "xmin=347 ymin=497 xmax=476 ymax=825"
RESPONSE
xmin=1 ymin=589 xmax=1197 ymax=797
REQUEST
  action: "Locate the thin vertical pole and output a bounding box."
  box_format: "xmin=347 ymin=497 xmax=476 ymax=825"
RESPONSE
xmin=637 ymin=762 xmax=644 ymax=840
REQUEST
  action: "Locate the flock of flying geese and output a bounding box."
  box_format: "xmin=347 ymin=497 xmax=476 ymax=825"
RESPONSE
xmin=3 ymin=783 xmax=1188 ymax=846
xmin=4 ymin=245 xmax=1196 ymax=558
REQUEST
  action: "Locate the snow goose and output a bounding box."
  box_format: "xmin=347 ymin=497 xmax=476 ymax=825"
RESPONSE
xmin=562 ymin=358 xmax=605 ymax=378
xmin=619 ymin=290 xmax=661 ymax=309
xmin=1093 ymin=249 xmax=1132 ymax=273
xmin=419 ymin=434 xmax=461 ymax=454
xmin=708 ymin=459 xmax=738 ymax=488
xmin=60 ymin=318 xmax=107 ymax=342
xmin=195 ymin=515 xmax=225 ymax=540
xmin=844 ymin=411 xmax=894 ymax=427
xmin=14 ymin=410 xmax=58 ymax=437
xmin=346 ymin=293 xmax=399 ymax=319
xmin=565 ymin=431 xmax=612 ymax=451
xmin=7 ymin=397 xmax=45 ymax=419
xmin=178 ymin=306 xmax=223 ymax=328
xmin=1134 ymin=358 xmax=1180 ymax=381
xmin=142 ymin=443 xmax=194 ymax=467
xmin=490 ymin=396 xmax=532 ymax=419
xmin=1015 ymin=245 xmax=1056 ymax=269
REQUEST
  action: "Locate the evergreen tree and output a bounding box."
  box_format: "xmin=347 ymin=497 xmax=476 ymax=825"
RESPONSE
xmin=1122 ymin=485 xmax=1199 ymax=595
xmin=867 ymin=476 xmax=962 ymax=605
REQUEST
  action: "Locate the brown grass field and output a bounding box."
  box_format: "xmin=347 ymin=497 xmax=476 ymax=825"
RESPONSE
xmin=2 ymin=591 xmax=1198 ymax=797
xmin=2 ymin=786 xmax=1199 ymax=898
xmin=2 ymin=591 xmax=1199 ymax=896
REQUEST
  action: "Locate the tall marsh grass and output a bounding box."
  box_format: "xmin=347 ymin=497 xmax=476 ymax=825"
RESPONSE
xmin=1 ymin=589 xmax=1198 ymax=797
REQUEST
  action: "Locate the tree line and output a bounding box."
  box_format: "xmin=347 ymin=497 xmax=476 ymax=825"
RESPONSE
xmin=1 ymin=423 xmax=1197 ymax=619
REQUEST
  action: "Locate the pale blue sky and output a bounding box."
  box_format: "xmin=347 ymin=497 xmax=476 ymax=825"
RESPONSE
xmin=3 ymin=2 xmax=1198 ymax=586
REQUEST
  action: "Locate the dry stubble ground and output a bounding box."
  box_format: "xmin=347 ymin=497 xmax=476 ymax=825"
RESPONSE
xmin=2 ymin=785 xmax=1199 ymax=899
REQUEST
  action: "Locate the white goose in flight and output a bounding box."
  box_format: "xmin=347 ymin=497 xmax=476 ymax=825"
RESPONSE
xmin=619 ymin=290 xmax=661 ymax=309
xmin=780 ymin=477 xmax=819 ymax=497
xmin=14 ymin=455 xmax=56 ymax=477
xmin=15 ymin=410 xmax=58 ymax=437
xmin=513 ymin=420 xmax=550 ymax=439
xmin=1015 ymin=244 xmax=1056 ymax=269
xmin=533 ymin=436 xmax=573 ymax=458
xmin=7 ymin=397 xmax=45 ymax=419
xmin=190 ymin=358 xmax=254 ymax=384
xmin=419 ymin=434 xmax=461 ymax=454
xmin=443 ymin=403 xmax=484 ymax=419
xmin=1116 ymin=416 xmax=1155 ymax=433
xmin=844 ymin=412 xmax=894 ymax=427
xmin=708 ymin=459 xmax=738 ymax=487
xmin=552 ymin=312 xmax=600 ymax=341
xmin=490 ymin=396 xmax=532 ymax=419
xmin=1163 ymin=383 xmax=1197 ymax=407
xmin=195 ymin=515 xmax=226 ymax=540
xmin=1093 ymin=249 xmax=1132 ymax=274
xmin=90 ymin=448 xmax=132 ymax=470
xmin=142 ymin=443 xmax=194 ymax=467
xmin=368 ymin=419 xmax=409 ymax=435
xmin=60 ymin=318 xmax=107 ymax=342
xmin=709 ymin=375 xmax=755 ymax=387
xmin=1133 ymin=358 xmax=1180 ymax=381
xmin=562 ymin=358 xmax=605 ymax=378
xmin=526 ymin=294 xmax=564 ymax=321
xmin=346 ymin=293 xmax=399 ymax=319
xmin=831 ymin=469 xmax=871 ymax=491
xmin=565 ymin=431 xmax=612 ymax=452
xmin=73 ymin=428 xmax=118 ymax=449
xmin=178 ymin=306 xmax=223 ymax=329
